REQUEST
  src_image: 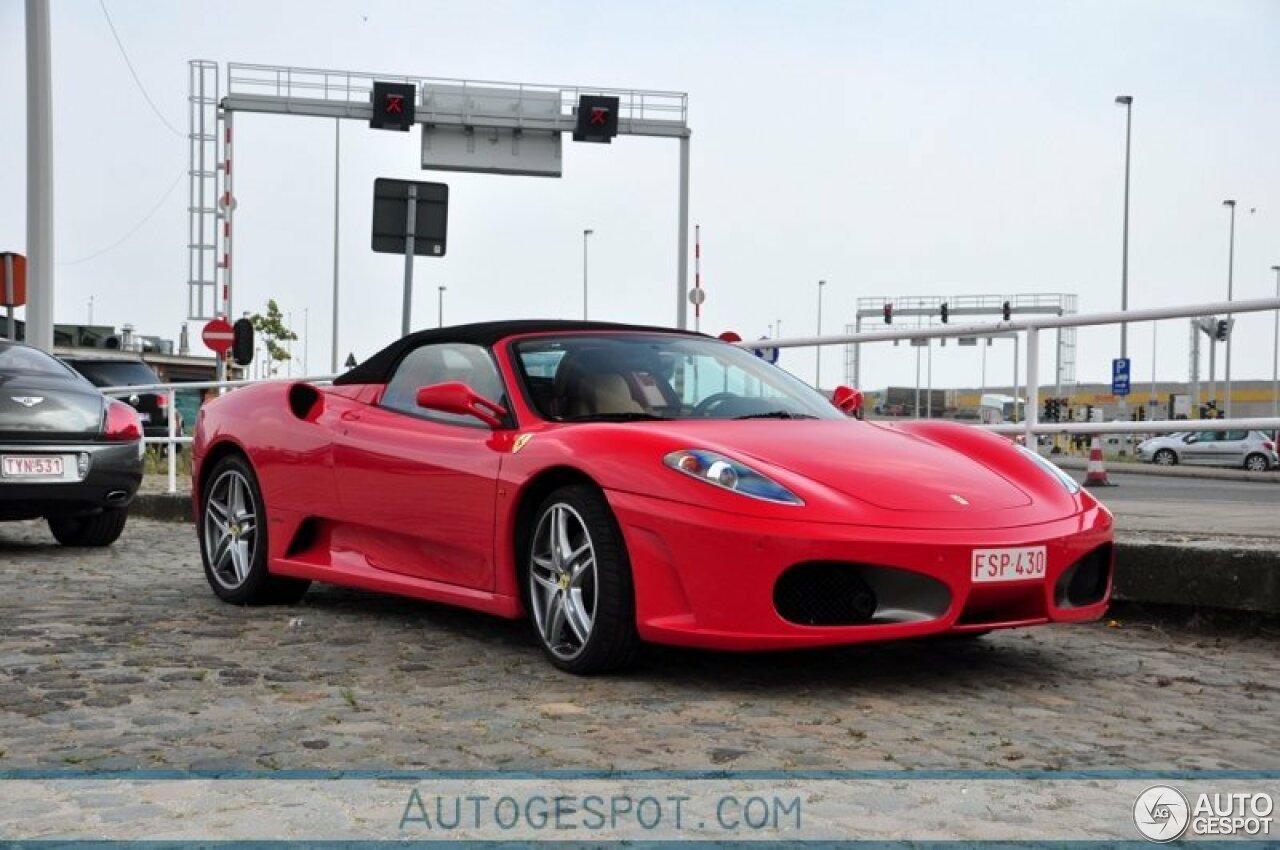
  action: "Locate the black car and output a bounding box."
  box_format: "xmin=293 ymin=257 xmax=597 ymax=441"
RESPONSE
xmin=0 ymin=340 xmax=144 ymax=545
xmin=59 ymin=354 xmax=182 ymax=440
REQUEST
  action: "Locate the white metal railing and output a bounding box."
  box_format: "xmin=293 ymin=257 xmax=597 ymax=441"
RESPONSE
xmin=745 ymin=296 xmax=1280 ymax=445
xmin=99 ymin=297 xmax=1280 ymax=497
xmin=99 ymin=375 xmax=335 ymax=494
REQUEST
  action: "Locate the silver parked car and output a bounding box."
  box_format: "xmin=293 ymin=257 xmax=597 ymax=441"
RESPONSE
xmin=1136 ymin=430 xmax=1278 ymax=471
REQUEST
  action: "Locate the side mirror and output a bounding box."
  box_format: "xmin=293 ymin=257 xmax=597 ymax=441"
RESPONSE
xmin=415 ymin=382 xmax=508 ymax=429
xmin=831 ymin=385 xmax=863 ymax=418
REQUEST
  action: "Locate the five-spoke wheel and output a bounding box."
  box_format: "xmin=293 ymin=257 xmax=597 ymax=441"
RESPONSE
xmin=529 ymin=503 xmax=598 ymax=662
xmin=199 ymin=453 xmax=309 ymax=605
xmin=527 ymin=485 xmax=639 ymax=674
xmin=204 ymin=467 xmax=259 ymax=592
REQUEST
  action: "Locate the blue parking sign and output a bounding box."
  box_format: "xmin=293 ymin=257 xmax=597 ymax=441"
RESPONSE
xmin=1112 ymin=357 xmax=1131 ymax=396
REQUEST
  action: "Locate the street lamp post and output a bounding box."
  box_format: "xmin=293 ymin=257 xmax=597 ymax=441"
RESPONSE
xmin=1115 ymin=96 xmax=1133 ymax=362
xmin=1223 ymin=199 xmax=1237 ymax=417
xmin=815 ymin=279 xmax=827 ymax=387
xmin=1115 ymin=95 xmax=1133 ymax=450
xmin=437 ymin=285 xmax=446 ymax=328
xmin=582 ymin=229 xmax=594 ymax=320
xmin=1272 ymin=265 xmax=1280 ymax=426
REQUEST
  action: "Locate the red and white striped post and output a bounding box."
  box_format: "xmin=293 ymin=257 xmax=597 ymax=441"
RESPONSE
xmin=220 ymin=111 xmax=235 ymax=321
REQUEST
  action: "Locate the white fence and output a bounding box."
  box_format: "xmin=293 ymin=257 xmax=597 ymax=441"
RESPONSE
xmin=99 ymin=296 xmax=1280 ymax=495
xmin=746 ymin=296 xmax=1280 ymax=443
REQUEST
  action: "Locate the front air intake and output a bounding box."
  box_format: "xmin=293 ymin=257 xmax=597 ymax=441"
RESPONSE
xmin=774 ymin=563 xmax=878 ymax=626
xmin=1055 ymin=543 xmax=1113 ymax=608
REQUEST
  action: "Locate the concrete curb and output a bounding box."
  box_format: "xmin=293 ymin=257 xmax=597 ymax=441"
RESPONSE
xmin=1052 ymin=455 xmax=1280 ymax=483
xmin=126 ymin=492 xmax=1280 ymax=616
xmin=131 ymin=493 xmax=193 ymax=524
xmin=1113 ymin=538 xmax=1280 ymax=615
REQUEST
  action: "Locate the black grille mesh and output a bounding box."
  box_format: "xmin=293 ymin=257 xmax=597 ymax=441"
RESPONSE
xmin=774 ymin=563 xmax=878 ymax=626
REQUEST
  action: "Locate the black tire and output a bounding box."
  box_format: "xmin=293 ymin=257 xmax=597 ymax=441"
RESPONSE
xmin=524 ymin=484 xmax=640 ymax=674
xmin=199 ymin=453 xmax=310 ymax=605
xmin=1244 ymin=453 xmax=1270 ymax=473
xmin=1153 ymin=449 xmax=1177 ymax=466
xmin=47 ymin=508 xmax=128 ymax=547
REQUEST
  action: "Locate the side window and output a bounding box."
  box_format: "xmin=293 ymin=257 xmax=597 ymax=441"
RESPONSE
xmin=381 ymin=343 xmax=505 ymax=426
xmin=1224 ymin=431 xmax=1248 ymax=442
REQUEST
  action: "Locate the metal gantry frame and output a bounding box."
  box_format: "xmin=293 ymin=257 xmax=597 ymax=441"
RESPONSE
xmin=186 ymin=61 xmax=221 ymax=322
xmin=844 ymin=293 xmax=1079 ymax=397
xmin=186 ymin=61 xmax=693 ymax=347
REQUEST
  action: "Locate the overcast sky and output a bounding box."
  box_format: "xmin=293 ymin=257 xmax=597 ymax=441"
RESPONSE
xmin=2 ymin=0 xmax=1279 ymax=393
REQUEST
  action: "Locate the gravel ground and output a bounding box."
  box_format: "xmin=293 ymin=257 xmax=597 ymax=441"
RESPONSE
xmin=2 ymin=516 xmax=1277 ymax=773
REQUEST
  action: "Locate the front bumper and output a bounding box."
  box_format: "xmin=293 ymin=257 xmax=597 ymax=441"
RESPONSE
xmin=609 ymin=490 xmax=1113 ymax=650
xmin=0 ymin=442 xmax=143 ymax=521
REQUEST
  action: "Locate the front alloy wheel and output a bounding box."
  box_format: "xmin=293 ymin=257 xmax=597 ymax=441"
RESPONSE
xmin=199 ymin=453 xmax=309 ymax=605
xmin=204 ymin=467 xmax=259 ymax=593
xmin=527 ymin=485 xmax=640 ymax=674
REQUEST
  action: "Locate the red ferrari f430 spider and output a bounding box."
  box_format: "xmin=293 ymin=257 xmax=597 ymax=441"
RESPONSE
xmin=192 ymin=321 xmax=1112 ymax=673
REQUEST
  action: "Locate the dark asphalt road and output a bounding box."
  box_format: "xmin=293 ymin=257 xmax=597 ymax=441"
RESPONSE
xmin=1068 ymin=472 xmax=1280 ymax=505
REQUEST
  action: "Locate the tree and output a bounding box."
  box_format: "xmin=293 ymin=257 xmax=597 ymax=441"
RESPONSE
xmin=249 ymin=299 xmax=298 ymax=375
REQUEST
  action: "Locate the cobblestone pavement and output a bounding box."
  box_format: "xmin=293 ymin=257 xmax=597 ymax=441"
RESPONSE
xmin=2 ymin=517 xmax=1277 ymax=773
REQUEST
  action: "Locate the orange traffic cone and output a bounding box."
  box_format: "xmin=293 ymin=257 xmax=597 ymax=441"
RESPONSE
xmin=1082 ymin=436 xmax=1115 ymax=488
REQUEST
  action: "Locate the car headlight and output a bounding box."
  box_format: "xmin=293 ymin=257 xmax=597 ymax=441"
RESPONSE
xmin=663 ymin=449 xmax=804 ymax=505
xmin=1016 ymin=444 xmax=1080 ymax=494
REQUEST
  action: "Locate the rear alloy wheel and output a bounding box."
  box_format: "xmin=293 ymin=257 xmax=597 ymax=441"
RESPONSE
xmin=1153 ymin=449 xmax=1177 ymax=466
xmin=527 ymin=485 xmax=640 ymax=674
xmin=200 ymin=454 xmax=309 ymax=605
xmin=1244 ymin=453 xmax=1270 ymax=473
xmin=47 ymin=508 xmax=128 ymax=547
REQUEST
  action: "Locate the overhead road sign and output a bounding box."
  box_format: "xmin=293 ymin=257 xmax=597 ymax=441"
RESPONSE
xmin=420 ymin=85 xmax=563 ymax=177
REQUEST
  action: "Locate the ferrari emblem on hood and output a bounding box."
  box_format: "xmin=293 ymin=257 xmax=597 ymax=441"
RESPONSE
xmin=11 ymin=396 xmax=44 ymax=407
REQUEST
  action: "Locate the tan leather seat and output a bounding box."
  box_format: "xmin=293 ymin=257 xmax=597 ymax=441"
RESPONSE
xmin=553 ymin=353 xmax=644 ymax=417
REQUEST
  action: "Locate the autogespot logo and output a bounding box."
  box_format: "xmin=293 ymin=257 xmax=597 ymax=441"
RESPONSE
xmin=1134 ymin=785 xmax=1190 ymax=842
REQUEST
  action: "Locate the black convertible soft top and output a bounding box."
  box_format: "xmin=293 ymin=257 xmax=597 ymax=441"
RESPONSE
xmin=333 ymin=319 xmax=703 ymax=386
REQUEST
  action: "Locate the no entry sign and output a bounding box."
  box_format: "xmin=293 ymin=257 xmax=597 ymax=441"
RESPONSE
xmin=202 ymin=318 xmax=235 ymax=354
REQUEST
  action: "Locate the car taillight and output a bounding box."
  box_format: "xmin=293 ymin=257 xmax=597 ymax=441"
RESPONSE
xmin=155 ymin=393 xmax=167 ymax=407
xmin=1265 ymin=441 xmax=1276 ymax=451
xmin=104 ymin=399 xmax=143 ymax=442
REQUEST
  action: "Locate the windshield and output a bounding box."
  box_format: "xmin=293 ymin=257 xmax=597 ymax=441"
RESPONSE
xmin=512 ymin=334 xmax=844 ymax=422
xmin=66 ymin=360 xmax=160 ymax=388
